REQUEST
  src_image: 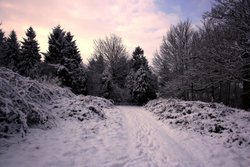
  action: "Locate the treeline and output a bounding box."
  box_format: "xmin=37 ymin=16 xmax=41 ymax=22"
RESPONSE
xmin=153 ymin=0 xmax=250 ymax=110
xmin=0 ymin=26 xmax=157 ymax=105
xmin=0 ymin=0 xmax=249 ymax=109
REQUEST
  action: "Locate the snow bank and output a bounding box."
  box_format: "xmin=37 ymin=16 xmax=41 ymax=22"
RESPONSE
xmin=0 ymin=68 xmax=113 ymax=138
xmin=52 ymin=95 xmax=113 ymax=122
xmin=145 ymin=98 xmax=250 ymax=148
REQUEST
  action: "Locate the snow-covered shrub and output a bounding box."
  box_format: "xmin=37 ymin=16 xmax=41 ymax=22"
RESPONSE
xmin=145 ymin=98 xmax=250 ymax=148
xmin=54 ymin=95 xmax=113 ymax=121
xmin=0 ymin=67 xmax=73 ymax=137
xmin=0 ymin=68 xmax=114 ymax=138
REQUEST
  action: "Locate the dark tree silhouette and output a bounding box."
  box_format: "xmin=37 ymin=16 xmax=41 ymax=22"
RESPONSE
xmin=18 ymin=27 xmax=41 ymax=77
xmin=0 ymin=26 xmax=7 ymax=68
xmin=45 ymin=25 xmax=66 ymax=64
xmin=5 ymin=30 xmax=20 ymax=72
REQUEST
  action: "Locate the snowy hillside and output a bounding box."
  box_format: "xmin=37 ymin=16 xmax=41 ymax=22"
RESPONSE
xmin=145 ymin=98 xmax=250 ymax=149
xmin=0 ymin=68 xmax=113 ymax=138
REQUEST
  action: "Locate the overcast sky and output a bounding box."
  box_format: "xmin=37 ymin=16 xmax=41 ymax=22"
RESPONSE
xmin=0 ymin=0 xmax=213 ymax=64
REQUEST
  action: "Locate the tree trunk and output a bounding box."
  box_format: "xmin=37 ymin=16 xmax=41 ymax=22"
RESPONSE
xmin=227 ymin=81 xmax=231 ymax=106
xmin=191 ymin=83 xmax=194 ymax=101
xmin=211 ymin=82 xmax=215 ymax=102
xmin=242 ymin=80 xmax=250 ymax=110
xmin=219 ymin=81 xmax=222 ymax=102
xmin=242 ymin=53 xmax=250 ymax=110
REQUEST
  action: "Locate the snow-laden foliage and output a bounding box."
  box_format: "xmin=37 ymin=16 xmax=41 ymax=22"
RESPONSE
xmin=0 ymin=68 xmax=73 ymax=137
xmin=44 ymin=26 xmax=88 ymax=95
xmin=129 ymin=67 xmax=157 ymax=105
xmin=58 ymin=59 xmax=87 ymax=95
xmin=0 ymin=68 xmax=113 ymax=138
xmin=145 ymin=98 xmax=250 ymax=148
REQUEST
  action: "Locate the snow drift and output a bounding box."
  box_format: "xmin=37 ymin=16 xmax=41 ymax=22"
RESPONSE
xmin=52 ymin=95 xmax=113 ymax=122
xmin=0 ymin=68 xmax=113 ymax=138
xmin=145 ymin=98 xmax=250 ymax=148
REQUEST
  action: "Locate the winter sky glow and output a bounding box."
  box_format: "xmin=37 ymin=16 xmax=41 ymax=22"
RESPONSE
xmin=0 ymin=0 xmax=213 ymax=63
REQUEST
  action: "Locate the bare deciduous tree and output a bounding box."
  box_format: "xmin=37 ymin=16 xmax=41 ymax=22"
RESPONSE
xmin=93 ymin=34 xmax=129 ymax=88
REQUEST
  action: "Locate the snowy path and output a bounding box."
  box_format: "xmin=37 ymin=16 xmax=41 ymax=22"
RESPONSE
xmin=121 ymin=106 xmax=203 ymax=167
xmin=0 ymin=106 xmax=248 ymax=167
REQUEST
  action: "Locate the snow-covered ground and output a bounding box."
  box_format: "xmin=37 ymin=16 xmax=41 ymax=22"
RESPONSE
xmin=145 ymin=99 xmax=250 ymax=165
xmin=1 ymin=68 xmax=249 ymax=167
xmin=0 ymin=67 xmax=73 ymax=137
xmin=1 ymin=105 xmax=249 ymax=167
xmin=145 ymin=99 xmax=250 ymax=147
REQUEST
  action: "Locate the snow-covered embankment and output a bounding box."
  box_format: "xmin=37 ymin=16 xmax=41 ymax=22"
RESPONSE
xmin=0 ymin=67 xmax=113 ymax=138
xmin=145 ymin=98 xmax=250 ymax=162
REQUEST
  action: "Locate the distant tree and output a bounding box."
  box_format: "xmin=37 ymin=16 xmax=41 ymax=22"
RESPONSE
xmin=153 ymin=51 xmax=173 ymax=97
xmin=188 ymin=20 xmax=241 ymax=103
xmin=18 ymin=27 xmax=41 ymax=77
xmin=205 ymin=0 xmax=250 ymax=109
xmin=126 ymin=46 xmax=157 ymax=104
xmin=59 ymin=32 xmax=87 ymax=95
xmin=0 ymin=26 xmax=7 ymax=68
xmin=58 ymin=60 xmax=87 ymax=95
xmin=131 ymin=67 xmax=157 ymax=105
xmin=111 ymin=55 xmax=130 ymax=88
xmin=91 ymin=34 xmax=131 ymax=102
xmin=87 ymin=54 xmax=105 ymax=96
xmin=45 ymin=25 xmax=66 ymax=64
xmin=93 ymin=34 xmax=129 ymax=88
xmin=101 ymin=69 xmax=113 ymax=99
xmin=153 ymin=19 xmax=194 ymax=99
xmin=5 ymin=30 xmax=20 ymax=71
xmin=126 ymin=70 xmax=136 ymax=95
xmin=44 ymin=26 xmax=87 ymax=94
xmin=88 ymin=54 xmax=105 ymax=74
xmin=127 ymin=46 xmax=149 ymax=95
xmin=64 ymin=32 xmax=82 ymax=64
xmin=130 ymin=46 xmax=149 ymax=71
xmin=58 ymin=58 xmax=87 ymax=95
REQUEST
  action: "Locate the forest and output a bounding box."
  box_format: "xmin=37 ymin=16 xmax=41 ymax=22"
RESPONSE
xmin=0 ymin=0 xmax=249 ymax=109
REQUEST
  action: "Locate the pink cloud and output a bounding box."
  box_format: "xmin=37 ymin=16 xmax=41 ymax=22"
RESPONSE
xmin=0 ymin=0 xmax=179 ymax=64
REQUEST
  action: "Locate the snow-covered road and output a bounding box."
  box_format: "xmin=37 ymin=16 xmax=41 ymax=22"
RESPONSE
xmin=121 ymin=106 xmax=203 ymax=167
xmin=0 ymin=106 xmax=248 ymax=167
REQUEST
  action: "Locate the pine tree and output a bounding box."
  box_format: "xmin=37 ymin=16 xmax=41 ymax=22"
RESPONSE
xmin=19 ymin=27 xmax=41 ymax=77
xmin=71 ymin=65 xmax=87 ymax=95
xmin=125 ymin=70 xmax=135 ymax=95
xmin=56 ymin=31 xmax=87 ymax=95
xmin=126 ymin=46 xmax=157 ymax=104
xmin=64 ymin=32 xmax=82 ymax=64
xmin=45 ymin=25 xmax=66 ymax=64
xmin=58 ymin=58 xmax=87 ymax=95
xmin=0 ymin=27 xmax=7 ymax=68
xmin=44 ymin=26 xmax=87 ymax=95
xmin=131 ymin=46 xmax=149 ymax=71
xmin=131 ymin=67 xmax=157 ymax=105
xmin=6 ymin=30 xmax=20 ymax=71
